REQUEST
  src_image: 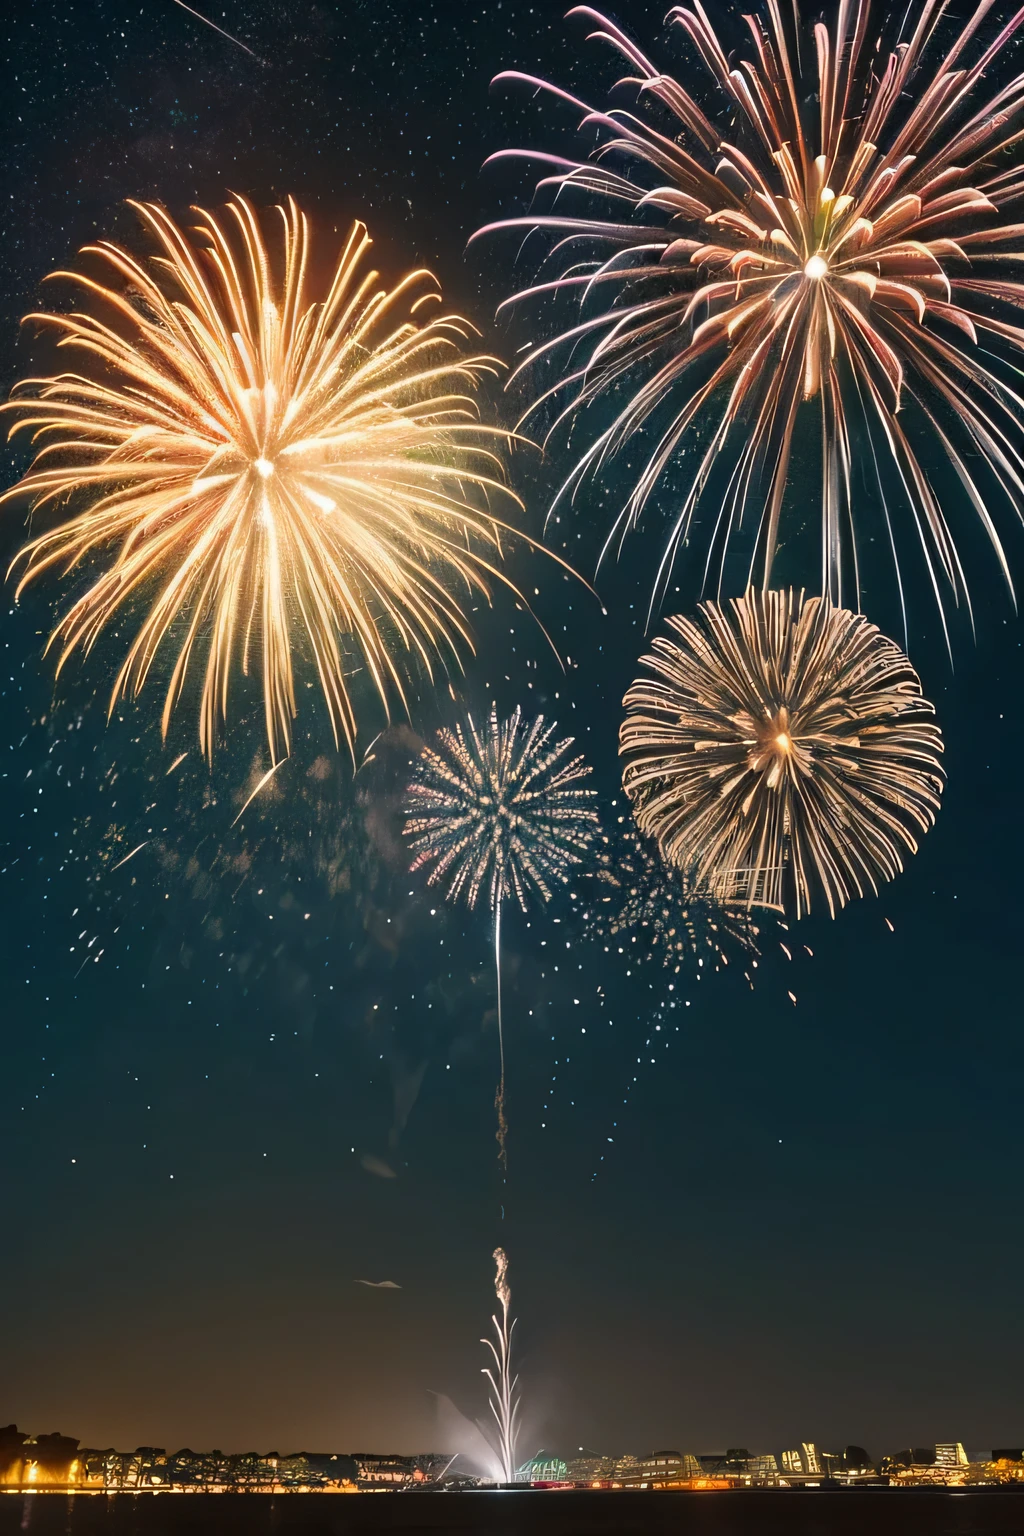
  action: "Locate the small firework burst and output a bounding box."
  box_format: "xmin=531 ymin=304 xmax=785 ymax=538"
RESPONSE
xmin=405 ymin=705 xmax=599 ymax=913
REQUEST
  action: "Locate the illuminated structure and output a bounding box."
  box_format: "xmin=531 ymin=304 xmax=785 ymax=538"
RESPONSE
xmin=563 ymin=1452 xmax=618 ymax=1484
xmin=780 ymin=1442 xmax=822 ymax=1476
xmin=698 ymin=1450 xmax=779 ymax=1486
xmin=4 ymin=1422 xmax=1023 ymax=1492
xmin=515 ymin=1452 xmax=568 ymax=1485
xmin=621 ymin=1453 xmax=705 ymax=1488
xmin=0 ymin=1430 xmax=80 ymax=1489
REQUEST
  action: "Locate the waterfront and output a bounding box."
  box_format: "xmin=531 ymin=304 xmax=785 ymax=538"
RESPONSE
xmin=4 ymin=1491 xmax=1024 ymax=1536
xmin=4 ymin=0 xmax=1024 ymax=1513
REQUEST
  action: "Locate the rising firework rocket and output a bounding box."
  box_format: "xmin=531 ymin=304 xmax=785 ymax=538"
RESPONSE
xmin=482 ymin=1246 xmax=520 ymax=1483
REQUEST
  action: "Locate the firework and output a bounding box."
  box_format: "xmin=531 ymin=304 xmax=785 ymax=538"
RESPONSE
xmin=406 ymin=706 xmax=599 ymax=1162
xmin=580 ymin=815 xmax=759 ymax=978
xmin=481 ymin=1246 xmax=520 ymax=1484
xmin=2 ymin=196 xmax=529 ymax=762
xmin=406 ymin=706 xmax=599 ymax=912
xmin=620 ymin=589 xmax=945 ymax=918
xmin=480 ymin=1 xmax=1024 ymax=626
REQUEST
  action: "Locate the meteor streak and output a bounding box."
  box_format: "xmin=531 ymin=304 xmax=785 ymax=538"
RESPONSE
xmin=170 ymin=0 xmax=258 ymax=58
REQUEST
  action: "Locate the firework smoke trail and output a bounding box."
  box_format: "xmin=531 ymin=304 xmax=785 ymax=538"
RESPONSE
xmin=493 ymin=899 xmax=508 ymax=1170
xmin=482 ymin=1247 xmax=519 ymax=1483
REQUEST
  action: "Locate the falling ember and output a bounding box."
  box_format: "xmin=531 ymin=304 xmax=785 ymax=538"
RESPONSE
xmin=481 ymin=1247 xmax=520 ymax=1484
xmin=481 ymin=0 xmax=1024 ymax=627
xmin=575 ymin=815 xmax=759 ymax=978
xmin=620 ymin=589 xmax=945 ymax=919
xmin=2 ymin=196 xmax=532 ymax=762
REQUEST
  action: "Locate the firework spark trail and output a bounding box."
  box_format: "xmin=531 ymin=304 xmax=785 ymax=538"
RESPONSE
xmin=493 ymin=897 xmax=508 ymax=1169
xmin=2 ymin=196 xmax=541 ymax=763
xmin=406 ymin=706 xmax=599 ymax=1167
xmin=568 ymin=810 xmax=766 ymax=1174
xmin=231 ymin=758 xmax=285 ymax=827
xmin=108 ymin=841 xmax=149 ymax=873
xmin=479 ymin=0 xmax=1024 ymax=635
xmin=481 ymin=1246 xmax=519 ymax=1483
xmin=620 ymin=589 xmax=945 ymax=918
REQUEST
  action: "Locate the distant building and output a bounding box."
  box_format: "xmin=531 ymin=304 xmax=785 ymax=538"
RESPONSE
xmin=889 ymin=1454 xmax=1024 ymax=1489
xmin=601 ymin=1452 xmax=727 ymax=1490
xmin=563 ymin=1453 xmax=617 ymax=1484
xmin=698 ymin=1450 xmax=778 ymax=1486
xmin=642 ymin=1453 xmax=701 ymax=1480
xmin=779 ymin=1443 xmax=825 ymax=1477
xmin=777 ymin=1444 xmax=877 ymax=1485
xmin=883 ymin=1447 xmax=937 ymax=1473
xmin=515 ymin=1451 xmax=568 ymax=1484
xmin=886 ymin=1447 xmax=976 ymax=1487
xmin=351 ymin=1454 xmax=438 ymax=1486
xmin=629 ymin=1453 xmax=703 ymax=1487
xmin=981 ymin=1457 xmax=1024 ymax=1484
xmin=72 ymin=1446 xmax=358 ymax=1492
xmin=1 ymin=1431 xmax=81 ymax=1488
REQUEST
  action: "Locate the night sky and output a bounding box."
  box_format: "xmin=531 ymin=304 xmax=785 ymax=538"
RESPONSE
xmin=2 ymin=0 xmax=1024 ymax=1465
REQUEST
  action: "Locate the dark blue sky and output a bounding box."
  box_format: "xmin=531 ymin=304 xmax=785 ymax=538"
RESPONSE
xmin=1 ymin=0 xmax=1023 ymax=1462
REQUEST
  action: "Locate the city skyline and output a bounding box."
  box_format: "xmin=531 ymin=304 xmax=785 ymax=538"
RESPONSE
xmin=6 ymin=1427 xmax=1024 ymax=1492
xmin=3 ymin=0 xmax=1024 ymax=1464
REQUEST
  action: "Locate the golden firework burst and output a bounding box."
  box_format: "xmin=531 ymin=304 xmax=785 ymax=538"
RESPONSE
xmin=619 ymin=589 xmax=945 ymax=918
xmin=2 ymin=196 xmax=531 ymax=761
xmin=481 ymin=0 xmax=1024 ymax=629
